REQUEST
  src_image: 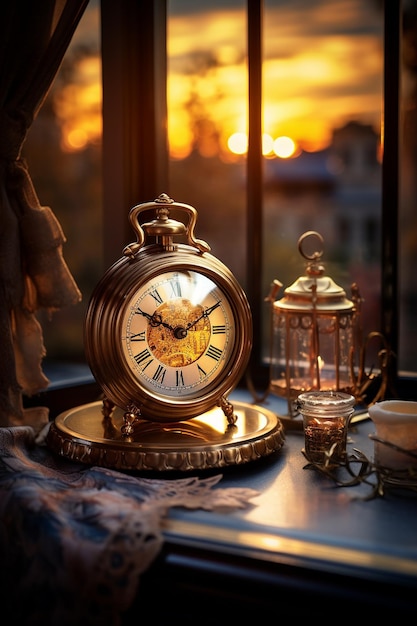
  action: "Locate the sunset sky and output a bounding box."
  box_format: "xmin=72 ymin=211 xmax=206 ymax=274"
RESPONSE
xmin=167 ymin=0 xmax=383 ymax=157
xmin=57 ymin=0 xmax=384 ymax=157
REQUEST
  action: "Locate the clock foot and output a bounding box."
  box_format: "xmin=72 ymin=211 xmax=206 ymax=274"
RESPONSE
xmin=121 ymin=403 xmax=142 ymax=436
xmin=101 ymin=397 xmax=115 ymax=419
xmin=100 ymin=397 xmax=120 ymax=439
xmin=219 ymin=395 xmax=238 ymax=426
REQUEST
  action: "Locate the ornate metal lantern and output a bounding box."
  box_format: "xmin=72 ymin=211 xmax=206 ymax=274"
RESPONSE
xmin=267 ymin=231 xmax=389 ymax=417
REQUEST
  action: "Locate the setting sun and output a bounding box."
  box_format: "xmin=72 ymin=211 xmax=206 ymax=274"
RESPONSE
xmin=273 ymin=136 xmax=297 ymax=158
xmin=227 ymin=132 xmax=298 ymax=158
xmin=227 ymin=132 xmax=248 ymax=155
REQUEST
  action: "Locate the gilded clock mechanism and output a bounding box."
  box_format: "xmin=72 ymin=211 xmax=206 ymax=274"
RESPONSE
xmin=47 ymin=194 xmax=285 ymax=471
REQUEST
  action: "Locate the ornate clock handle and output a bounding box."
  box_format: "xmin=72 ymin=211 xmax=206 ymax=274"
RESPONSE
xmin=176 ymin=200 xmax=211 ymax=253
xmin=123 ymin=193 xmax=211 ymax=257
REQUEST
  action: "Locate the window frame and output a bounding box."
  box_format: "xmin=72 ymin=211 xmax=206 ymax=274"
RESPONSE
xmin=100 ymin=0 xmax=413 ymax=399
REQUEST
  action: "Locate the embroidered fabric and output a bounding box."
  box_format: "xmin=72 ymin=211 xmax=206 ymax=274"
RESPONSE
xmin=0 ymin=424 xmax=258 ymax=625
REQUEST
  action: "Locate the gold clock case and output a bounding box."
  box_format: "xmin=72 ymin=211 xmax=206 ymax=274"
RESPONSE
xmin=84 ymin=242 xmax=252 ymax=422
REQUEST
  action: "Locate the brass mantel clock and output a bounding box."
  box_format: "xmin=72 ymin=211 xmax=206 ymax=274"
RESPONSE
xmin=47 ymin=194 xmax=284 ymax=471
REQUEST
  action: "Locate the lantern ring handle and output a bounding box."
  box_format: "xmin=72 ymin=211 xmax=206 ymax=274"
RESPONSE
xmin=298 ymin=230 xmax=324 ymax=262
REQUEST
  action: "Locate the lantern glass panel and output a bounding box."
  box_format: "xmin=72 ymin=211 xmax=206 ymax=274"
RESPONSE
xmin=316 ymin=313 xmax=354 ymax=390
xmin=269 ymin=307 xmax=355 ymax=405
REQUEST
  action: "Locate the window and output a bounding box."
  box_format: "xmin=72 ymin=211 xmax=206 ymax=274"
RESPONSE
xmin=23 ymin=0 xmax=103 ymax=368
xmin=24 ymin=1 xmax=417 ymax=402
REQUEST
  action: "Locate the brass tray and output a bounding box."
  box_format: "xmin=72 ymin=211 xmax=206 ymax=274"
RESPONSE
xmin=47 ymin=400 xmax=285 ymax=472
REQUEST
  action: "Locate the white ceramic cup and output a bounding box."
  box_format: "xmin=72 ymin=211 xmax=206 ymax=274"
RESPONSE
xmin=368 ymin=400 xmax=417 ymax=470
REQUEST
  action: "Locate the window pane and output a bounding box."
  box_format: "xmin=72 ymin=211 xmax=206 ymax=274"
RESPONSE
xmin=168 ymin=0 xmax=385 ymax=379
xmin=167 ymin=0 xmax=248 ymax=289
xmin=23 ymin=1 xmax=103 ymax=364
xmin=263 ymin=1 xmax=384 ymax=373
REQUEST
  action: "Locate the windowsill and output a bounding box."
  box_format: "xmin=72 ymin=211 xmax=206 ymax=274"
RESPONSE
xmin=23 ymin=360 xmax=100 ymax=419
xmin=41 ymin=360 xmax=95 ymax=389
xmin=19 ymin=368 xmax=417 ymax=619
xmin=132 ymin=388 xmax=417 ymax=619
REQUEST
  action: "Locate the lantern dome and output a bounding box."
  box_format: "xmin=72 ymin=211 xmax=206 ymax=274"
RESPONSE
xmin=275 ymin=273 xmax=355 ymax=312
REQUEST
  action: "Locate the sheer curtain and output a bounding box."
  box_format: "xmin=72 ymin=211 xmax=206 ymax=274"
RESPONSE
xmin=0 ymin=0 xmax=89 ymax=428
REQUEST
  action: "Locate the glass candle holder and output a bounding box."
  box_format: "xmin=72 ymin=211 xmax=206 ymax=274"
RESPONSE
xmin=297 ymin=390 xmax=355 ymax=465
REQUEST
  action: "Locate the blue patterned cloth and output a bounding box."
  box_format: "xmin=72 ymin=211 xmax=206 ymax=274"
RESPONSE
xmin=0 ymin=425 xmax=258 ymax=625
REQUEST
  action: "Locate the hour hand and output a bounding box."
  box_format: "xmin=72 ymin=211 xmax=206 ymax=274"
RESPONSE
xmin=136 ymin=307 xmax=174 ymax=331
xmin=136 ymin=306 xmax=153 ymax=323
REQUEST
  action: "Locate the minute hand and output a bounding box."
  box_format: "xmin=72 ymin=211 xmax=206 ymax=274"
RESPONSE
xmin=187 ymin=300 xmax=222 ymax=330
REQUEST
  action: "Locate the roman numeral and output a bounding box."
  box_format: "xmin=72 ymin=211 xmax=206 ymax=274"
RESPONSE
xmin=134 ymin=348 xmax=153 ymax=369
xmin=206 ymin=345 xmax=222 ymax=361
xmin=197 ymin=364 xmax=207 ymax=379
xmin=170 ymin=279 xmax=182 ymax=297
xmin=130 ymin=331 xmax=146 ymax=341
xmin=149 ymin=289 xmax=163 ymax=304
xmin=212 ymin=325 xmax=226 ymax=334
xmin=176 ymin=370 xmax=185 ymax=386
xmin=153 ymin=364 xmax=166 ymax=384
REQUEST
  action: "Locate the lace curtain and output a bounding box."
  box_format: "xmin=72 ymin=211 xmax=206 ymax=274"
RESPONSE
xmin=0 ymin=0 xmax=88 ymax=429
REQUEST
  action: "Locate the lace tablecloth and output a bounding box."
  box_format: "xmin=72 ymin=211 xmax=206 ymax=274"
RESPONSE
xmin=0 ymin=424 xmax=258 ymax=625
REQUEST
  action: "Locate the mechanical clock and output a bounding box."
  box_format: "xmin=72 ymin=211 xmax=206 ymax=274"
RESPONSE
xmin=47 ymin=194 xmax=284 ymax=471
xmin=84 ymin=193 xmax=252 ymax=433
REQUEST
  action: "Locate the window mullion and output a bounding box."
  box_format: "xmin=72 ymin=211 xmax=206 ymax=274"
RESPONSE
xmin=246 ymin=0 xmax=267 ymax=388
xmin=101 ymin=0 xmax=168 ymax=268
xmin=382 ymin=0 xmax=401 ymax=391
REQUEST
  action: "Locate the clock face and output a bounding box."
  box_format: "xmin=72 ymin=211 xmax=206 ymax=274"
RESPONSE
xmin=121 ymin=269 xmax=236 ymax=399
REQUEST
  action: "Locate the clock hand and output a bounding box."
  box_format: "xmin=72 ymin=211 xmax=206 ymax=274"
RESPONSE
xmin=152 ymin=314 xmax=175 ymax=331
xmin=136 ymin=307 xmax=153 ymax=322
xmin=137 ymin=301 xmax=221 ymax=339
xmin=186 ymin=300 xmax=222 ymax=330
xmin=136 ymin=307 xmax=175 ymax=331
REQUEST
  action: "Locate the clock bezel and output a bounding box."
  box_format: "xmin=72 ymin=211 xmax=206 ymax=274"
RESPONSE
xmin=84 ymin=243 xmax=252 ymax=422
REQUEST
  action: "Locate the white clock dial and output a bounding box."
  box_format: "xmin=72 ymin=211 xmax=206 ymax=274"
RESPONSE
xmin=121 ymin=270 xmax=236 ymax=398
